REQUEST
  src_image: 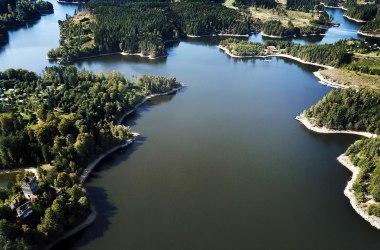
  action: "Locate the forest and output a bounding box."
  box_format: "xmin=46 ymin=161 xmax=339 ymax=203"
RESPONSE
xmin=0 ymin=66 xmax=181 ymax=248
xmin=304 ymin=88 xmax=380 ymax=134
xmin=360 ymin=13 xmax=380 ymax=35
xmin=0 ymin=25 xmax=7 ymax=45
xmin=219 ymin=39 xmax=352 ymax=67
xmin=322 ymin=0 xmax=339 ymax=7
xmin=262 ymin=20 xmax=326 ymax=37
xmin=234 ymin=0 xmax=276 ymax=8
xmin=344 ymin=3 xmax=378 ymax=21
xmin=48 ymin=1 xmax=258 ymax=62
xmin=219 ymin=38 xmax=265 ymax=56
xmin=346 ymin=137 xmax=380 ymax=216
xmin=286 ymin=0 xmax=320 ymax=11
xmin=0 ymin=0 xmax=53 ymax=28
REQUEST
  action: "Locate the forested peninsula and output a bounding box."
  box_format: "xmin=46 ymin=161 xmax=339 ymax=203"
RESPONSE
xmin=48 ymin=0 xmax=259 ymax=62
xmin=48 ymin=0 xmax=343 ymax=62
xmin=0 ymin=66 xmax=183 ymax=248
xmin=0 ymin=0 xmax=54 ymax=46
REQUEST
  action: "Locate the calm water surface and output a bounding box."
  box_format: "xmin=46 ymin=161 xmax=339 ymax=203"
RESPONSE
xmin=0 ymin=2 xmax=379 ymax=250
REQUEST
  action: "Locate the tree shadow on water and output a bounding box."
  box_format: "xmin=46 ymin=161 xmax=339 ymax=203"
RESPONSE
xmin=51 ymin=136 xmax=147 ymax=249
xmin=51 ymin=186 xmax=117 ymax=250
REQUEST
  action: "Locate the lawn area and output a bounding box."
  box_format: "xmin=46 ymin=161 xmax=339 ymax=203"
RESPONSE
xmin=250 ymin=7 xmax=318 ymax=27
xmin=318 ymin=68 xmax=380 ymax=89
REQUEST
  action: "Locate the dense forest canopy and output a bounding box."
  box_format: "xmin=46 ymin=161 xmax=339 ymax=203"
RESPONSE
xmin=49 ymin=1 xmax=258 ymax=62
xmin=323 ymin=0 xmax=339 ymax=7
xmin=286 ymin=0 xmax=320 ymax=11
xmin=219 ymin=39 xmax=352 ymax=67
xmin=0 ymin=24 xmax=7 ymax=45
xmin=346 ymin=137 xmax=380 ymax=216
xmin=360 ymin=12 xmax=380 ymax=34
xmin=0 ymin=0 xmax=53 ymax=28
xmin=304 ymin=88 xmax=380 ymax=133
xmin=0 ymin=66 xmax=181 ymax=248
xmin=262 ymin=20 xmax=326 ymax=37
xmin=345 ymin=3 xmax=379 ymax=21
xmin=234 ymin=0 xmax=277 ymax=8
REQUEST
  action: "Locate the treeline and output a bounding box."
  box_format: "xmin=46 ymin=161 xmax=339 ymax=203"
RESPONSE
xmin=234 ymin=0 xmax=277 ymax=8
xmin=0 ymin=66 xmax=180 ymax=169
xmin=345 ymin=3 xmax=378 ymax=21
xmin=220 ymin=38 xmax=265 ymax=56
xmin=304 ymin=88 xmax=380 ymax=134
xmin=0 ymin=66 xmax=181 ymax=248
xmin=345 ymin=137 xmax=380 ymax=216
xmin=286 ymin=41 xmax=351 ymax=67
xmin=322 ymin=0 xmax=339 ymax=7
xmin=345 ymin=56 xmax=380 ymax=76
xmin=286 ymin=0 xmax=320 ymax=11
xmin=218 ymin=39 xmax=352 ymax=67
xmin=49 ymin=2 xmax=258 ymax=62
xmin=262 ymin=20 xmax=326 ymax=37
xmin=360 ymin=13 xmax=380 ymax=34
xmin=0 ymin=25 xmax=7 ymax=45
xmin=0 ymin=0 xmax=53 ymax=28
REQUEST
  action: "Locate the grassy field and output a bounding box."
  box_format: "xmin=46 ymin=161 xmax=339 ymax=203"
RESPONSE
xmin=318 ymin=68 xmax=380 ymax=89
xmin=224 ymin=0 xmax=237 ymax=9
xmin=250 ymin=7 xmax=319 ymax=27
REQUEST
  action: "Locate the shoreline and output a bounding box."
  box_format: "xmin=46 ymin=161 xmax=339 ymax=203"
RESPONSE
xmin=321 ymin=3 xmax=348 ymax=10
xmin=357 ymin=31 xmax=380 ymax=38
xmin=261 ymin=32 xmax=295 ymax=38
xmin=46 ymin=84 xmax=186 ymax=249
xmin=79 ymin=133 xmax=139 ymax=184
xmin=337 ymin=154 xmax=380 ymax=230
xmin=45 ymin=204 xmax=97 ymax=250
xmin=48 ymin=51 xmax=167 ymax=64
xmin=261 ymin=32 xmax=326 ymax=39
xmin=117 ymin=83 xmax=186 ymax=125
xmin=343 ymin=14 xmax=367 ymax=23
xmin=295 ymin=114 xmax=377 ymax=138
xmin=312 ymin=71 xmax=350 ymax=89
xmin=218 ymin=45 xmax=333 ymax=69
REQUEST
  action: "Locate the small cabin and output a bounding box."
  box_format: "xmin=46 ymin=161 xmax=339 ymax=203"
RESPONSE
xmin=16 ymin=202 xmax=33 ymax=219
xmin=266 ymin=46 xmax=278 ymax=52
xmin=21 ymin=177 xmax=40 ymax=199
xmin=9 ymin=197 xmax=20 ymax=210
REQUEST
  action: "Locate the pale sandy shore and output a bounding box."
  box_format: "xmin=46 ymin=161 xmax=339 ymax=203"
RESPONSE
xmin=218 ymin=46 xmax=334 ymax=69
xmin=313 ymin=71 xmax=350 ymax=89
xmin=48 ymin=51 xmax=167 ymax=63
xmin=261 ymin=32 xmax=296 ymax=38
xmin=45 ymin=204 xmax=97 ymax=250
xmin=296 ymin=114 xmax=377 ymax=138
xmin=358 ymin=31 xmax=380 ymax=38
xmin=117 ymin=83 xmax=186 ymax=125
xmin=186 ymin=33 xmax=250 ymax=38
xmin=320 ymin=3 xmax=348 ymax=10
xmin=46 ymin=84 xmax=186 ymax=249
xmin=343 ymin=14 xmax=367 ymax=23
xmin=120 ymin=52 xmax=167 ymax=60
xmin=79 ymin=132 xmax=140 ymax=184
xmin=338 ymin=154 xmax=380 ymax=230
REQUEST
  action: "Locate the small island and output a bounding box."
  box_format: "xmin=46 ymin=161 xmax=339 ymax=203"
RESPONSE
xmin=47 ymin=0 xmax=259 ymax=63
xmin=0 ymin=0 xmax=54 ymax=46
xmin=0 ymin=66 xmax=184 ymax=248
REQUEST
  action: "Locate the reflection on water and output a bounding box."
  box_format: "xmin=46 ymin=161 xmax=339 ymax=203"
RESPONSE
xmin=1 ymin=3 xmax=380 ymax=250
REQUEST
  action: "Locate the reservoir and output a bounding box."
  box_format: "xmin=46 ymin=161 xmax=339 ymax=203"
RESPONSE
xmin=0 ymin=2 xmax=379 ymax=249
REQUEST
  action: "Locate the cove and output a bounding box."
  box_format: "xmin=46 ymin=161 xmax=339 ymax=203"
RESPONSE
xmin=0 ymin=2 xmax=380 ymax=250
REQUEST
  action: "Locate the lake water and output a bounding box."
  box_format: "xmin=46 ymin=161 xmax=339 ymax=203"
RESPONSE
xmin=0 ymin=2 xmax=380 ymax=249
